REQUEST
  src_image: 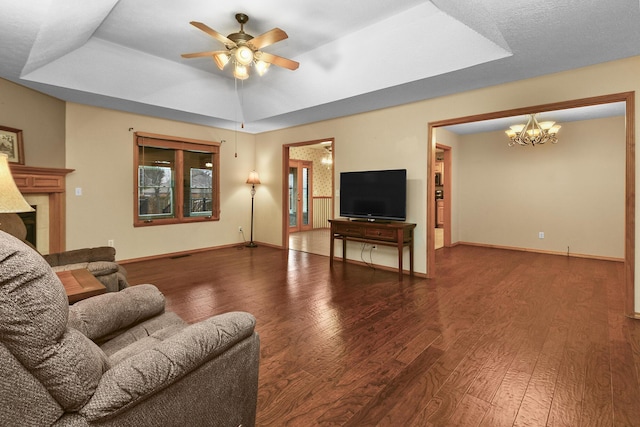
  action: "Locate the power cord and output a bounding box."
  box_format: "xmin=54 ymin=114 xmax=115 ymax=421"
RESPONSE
xmin=360 ymin=243 xmax=376 ymax=270
xmin=235 ymin=228 xmax=247 ymax=249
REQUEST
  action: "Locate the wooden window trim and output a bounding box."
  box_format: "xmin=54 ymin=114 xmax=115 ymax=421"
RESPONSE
xmin=134 ymin=132 xmax=221 ymax=227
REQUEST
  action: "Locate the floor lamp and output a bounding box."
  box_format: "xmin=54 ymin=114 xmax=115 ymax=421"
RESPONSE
xmin=246 ymin=170 xmax=260 ymax=248
xmin=0 ymin=153 xmax=34 ymax=229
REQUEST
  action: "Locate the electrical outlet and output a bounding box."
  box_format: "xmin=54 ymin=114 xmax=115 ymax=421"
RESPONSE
xmin=107 ymin=239 xmax=114 ymax=247
xmin=238 ymin=226 xmax=243 ymax=233
xmin=538 ymin=232 xmax=545 ymax=239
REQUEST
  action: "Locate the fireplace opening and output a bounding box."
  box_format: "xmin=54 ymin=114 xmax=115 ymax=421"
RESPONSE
xmin=18 ymin=207 xmax=37 ymax=248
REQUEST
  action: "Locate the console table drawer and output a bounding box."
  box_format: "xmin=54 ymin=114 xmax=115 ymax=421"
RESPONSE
xmin=333 ymin=223 xmax=363 ymax=237
xmin=364 ymin=227 xmax=397 ymax=241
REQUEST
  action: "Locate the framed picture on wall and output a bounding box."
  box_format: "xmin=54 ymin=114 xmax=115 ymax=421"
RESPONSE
xmin=0 ymin=125 xmax=24 ymax=164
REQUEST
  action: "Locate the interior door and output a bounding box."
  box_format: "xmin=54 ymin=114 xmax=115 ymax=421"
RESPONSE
xmin=289 ymin=160 xmax=313 ymax=233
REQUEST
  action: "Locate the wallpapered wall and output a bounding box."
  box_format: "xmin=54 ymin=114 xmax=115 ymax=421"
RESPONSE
xmin=290 ymin=145 xmax=333 ymax=197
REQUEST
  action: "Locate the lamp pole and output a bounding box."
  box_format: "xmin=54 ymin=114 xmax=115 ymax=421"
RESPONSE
xmin=246 ymin=170 xmax=260 ymax=248
xmin=247 ymin=182 xmax=257 ymax=247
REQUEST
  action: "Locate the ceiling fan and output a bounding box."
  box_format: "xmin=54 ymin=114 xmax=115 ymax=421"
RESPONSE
xmin=181 ymin=13 xmax=299 ymax=80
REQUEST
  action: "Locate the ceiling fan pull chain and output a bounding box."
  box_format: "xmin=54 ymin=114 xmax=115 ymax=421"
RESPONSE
xmin=240 ymin=78 xmax=245 ymax=129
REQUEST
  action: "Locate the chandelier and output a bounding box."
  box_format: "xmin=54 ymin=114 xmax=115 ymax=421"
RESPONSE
xmin=505 ymin=114 xmax=561 ymax=147
xmin=321 ymin=147 xmax=332 ymax=167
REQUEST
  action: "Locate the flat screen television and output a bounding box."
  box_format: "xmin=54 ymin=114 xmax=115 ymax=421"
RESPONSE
xmin=339 ymin=169 xmax=407 ymax=222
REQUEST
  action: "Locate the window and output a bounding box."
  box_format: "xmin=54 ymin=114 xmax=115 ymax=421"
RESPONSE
xmin=134 ymin=132 xmax=220 ymax=226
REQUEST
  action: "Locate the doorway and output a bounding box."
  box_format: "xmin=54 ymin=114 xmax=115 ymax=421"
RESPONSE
xmin=434 ymin=144 xmax=452 ymax=250
xmin=426 ymin=92 xmax=635 ymax=317
xmin=289 ymin=159 xmax=313 ymax=233
xmin=282 ymin=139 xmax=335 ymax=256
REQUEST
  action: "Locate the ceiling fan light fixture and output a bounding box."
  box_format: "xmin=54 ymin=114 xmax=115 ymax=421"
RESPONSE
xmin=235 ymin=45 xmax=254 ymax=65
xmin=183 ymin=14 xmax=298 ymax=81
xmin=213 ymin=53 xmax=230 ymax=70
xmin=234 ymin=64 xmax=249 ymax=80
xmin=255 ymin=60 xmax=270 ymax=76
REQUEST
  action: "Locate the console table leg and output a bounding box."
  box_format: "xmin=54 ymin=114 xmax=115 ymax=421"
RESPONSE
xmin=397 ymin=229 xmax=403 ymax=280
xmin=330 ymin=235 xmax=335 ymax=267
xmin=410 ymin=241 xmax=414 ymax=276
xmin=342 ymin=239 xmax=347 ymax=262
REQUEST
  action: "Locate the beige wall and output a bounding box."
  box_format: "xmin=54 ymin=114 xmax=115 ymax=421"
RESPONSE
xmin=254 ymin=56 xmax=639 ymax=308
xmin=0 ymin=78 xmax=65 ymax=167
xmin=455 ymin=116 xmax=625 ymax=258
xmin=4 ymin=56 xmax=640 ymax=310
xmin=64 ymin=103 xmax=257 ymax=260
xmin=256 ymin=107 xmax=429 ymax=273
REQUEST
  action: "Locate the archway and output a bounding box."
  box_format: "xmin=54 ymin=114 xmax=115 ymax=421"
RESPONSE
xmin=426 ymin=92 xmax=635 ymax=316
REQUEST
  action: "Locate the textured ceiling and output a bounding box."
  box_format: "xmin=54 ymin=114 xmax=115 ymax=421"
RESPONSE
xmin=1 ymin=0 xmax=640 ymax=133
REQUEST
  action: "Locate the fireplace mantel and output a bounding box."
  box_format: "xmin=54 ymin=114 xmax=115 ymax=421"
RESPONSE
xmin=10 ymin=164 xmax=74 ymax=253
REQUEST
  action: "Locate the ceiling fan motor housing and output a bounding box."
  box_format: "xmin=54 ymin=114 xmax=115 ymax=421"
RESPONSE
xmin=228 ymin=31 xmax=253 ymax=45
xmin=229 ymin=13 xmax=253 ymax=46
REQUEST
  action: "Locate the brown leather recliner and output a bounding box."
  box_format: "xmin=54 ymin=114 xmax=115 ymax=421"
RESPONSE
xmin=0 ymin=213 xmax=128 ymax=292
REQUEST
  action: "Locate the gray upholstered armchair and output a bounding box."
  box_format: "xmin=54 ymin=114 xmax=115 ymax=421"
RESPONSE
xmin=0 ymin=231 xmax=260 ymax=426
xmin=0 ymin=212 xmax=128 ymax=292
xmin=43 ymin=246 xmax=128 ymax=292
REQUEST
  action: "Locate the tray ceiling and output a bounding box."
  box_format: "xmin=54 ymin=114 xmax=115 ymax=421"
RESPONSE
xmin=1 ymin=0 xmax=640 ymax=133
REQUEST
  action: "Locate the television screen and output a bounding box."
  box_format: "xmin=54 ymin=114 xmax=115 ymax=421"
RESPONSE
xmin=339 ymin=169 xmax=407 ymax=221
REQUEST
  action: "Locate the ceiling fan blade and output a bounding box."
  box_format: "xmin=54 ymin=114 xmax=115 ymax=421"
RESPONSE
xmin=189 ymin=21 xmax=235 ymax=47
xmin=259 ymin=52 xmax=299 ymax=71
xmin=181 ymin=50 xmax=228 ymax=59
xmin=249 ymin=28 xmax=288 ymax=50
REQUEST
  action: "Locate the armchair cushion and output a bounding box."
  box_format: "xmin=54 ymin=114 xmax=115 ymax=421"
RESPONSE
xmin=68 ymin=284 xmax=166 ymax=341
xmin=0 ymin=232 xmax=110 ymax=411
xmin=80 ymin=312 xmax=256 ymax=421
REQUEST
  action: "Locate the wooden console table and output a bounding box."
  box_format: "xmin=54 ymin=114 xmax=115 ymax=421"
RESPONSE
xmin=329 ymin=219 xmax=416 ymax=280
xmin=56 ymin=269 xmax=106 ymax=303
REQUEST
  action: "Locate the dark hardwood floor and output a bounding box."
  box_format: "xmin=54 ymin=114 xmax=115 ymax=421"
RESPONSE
xmin=124 ymin=244 xmax=640 ymax=426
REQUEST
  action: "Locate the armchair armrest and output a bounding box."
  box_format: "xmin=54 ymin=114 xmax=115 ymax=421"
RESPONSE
xmin=51 ymin=261 xmax=118 ymax=277
xmin=44 ymin=246 xmax=116 ymax=267
xmin=68 ymin=285 xmax=165 ymax=341
xmin=79 ymin=312 xmax=258 ymax=422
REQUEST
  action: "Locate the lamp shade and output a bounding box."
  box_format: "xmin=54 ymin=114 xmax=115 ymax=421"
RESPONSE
xmin=246 ymin=170 xmax=261 ymax=185
xmin=233 ymin=64 xmax=249 ymax=80
xmin=235 ymin=45 xmax=254 ymax=66
xmin=213 ymin=52 xmax=230 ymax=70
xmin=0 ymin=153 xmax=33 ymax=213
xmin=255 ymin=60 xmax=270 ymax=76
